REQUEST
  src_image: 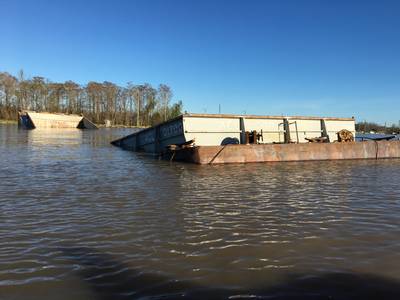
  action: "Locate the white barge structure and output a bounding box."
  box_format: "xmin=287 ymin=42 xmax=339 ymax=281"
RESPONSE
xmin=18 ymin=111 xmax=98 ymax=129
xmin=111 ymin=113 xmax=400 ymax=164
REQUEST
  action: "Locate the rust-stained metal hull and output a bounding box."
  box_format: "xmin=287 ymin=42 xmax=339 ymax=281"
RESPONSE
xmin=110 ymin=113 xmax=400 ymax=165
xmin=162 ymin=141 xmax=400 ymax=164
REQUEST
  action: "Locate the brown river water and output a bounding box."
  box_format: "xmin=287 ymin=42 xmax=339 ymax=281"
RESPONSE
xmin=1 ymin=124 xmax=400 ymax=299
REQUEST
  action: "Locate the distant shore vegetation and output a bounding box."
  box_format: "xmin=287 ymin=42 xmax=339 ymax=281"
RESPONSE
xmin=0 ymin=70 xmax=182 ymax=126
xmin=355 ymin=121 xmax=400 ymax=135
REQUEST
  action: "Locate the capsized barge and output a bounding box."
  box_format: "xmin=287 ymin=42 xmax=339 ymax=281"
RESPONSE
xmin=111 ymin=113 xmax=400 ymax=164
xmin=18 ymin=111 xmax=98 ymax=129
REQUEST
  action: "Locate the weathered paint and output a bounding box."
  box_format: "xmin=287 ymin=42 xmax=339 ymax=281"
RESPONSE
xmin=18 ymin=111 xmax=97 ymax=129
xmin=111 ymin=113 xmax=356 ymax=153
xmin=112 ymin=116 xmax=186 ymax=152
xmin=165 ymin=141 xmax=400 ymax=164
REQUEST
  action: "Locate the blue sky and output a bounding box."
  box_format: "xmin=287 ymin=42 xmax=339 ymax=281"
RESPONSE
xmin=1 ymin=0 xmax=399 ymax=124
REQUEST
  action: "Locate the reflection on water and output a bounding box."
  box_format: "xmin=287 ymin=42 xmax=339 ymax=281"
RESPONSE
xmin=1 ymin=124 xmax=400 ymax=299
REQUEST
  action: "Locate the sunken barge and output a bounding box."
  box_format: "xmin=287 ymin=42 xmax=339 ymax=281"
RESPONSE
xmin=111 ymin=113 xmax=400 ymax=164
xmin=18 ymin=111 xmax=97 ymax=129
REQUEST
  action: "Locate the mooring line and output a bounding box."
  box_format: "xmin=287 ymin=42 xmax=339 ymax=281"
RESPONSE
xmin=209 ymin=145 xmax=228 ymax=165
xmin=374 ymin=140 xmax=379 ymax=159
xmin=170 ymin=150 xmax=176 ymax=162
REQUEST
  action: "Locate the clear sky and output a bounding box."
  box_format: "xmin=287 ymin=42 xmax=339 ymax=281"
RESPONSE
xmin=1 ymin=0 xmax=399 ymax=124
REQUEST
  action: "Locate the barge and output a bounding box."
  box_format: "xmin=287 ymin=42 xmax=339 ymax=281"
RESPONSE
xmin=18 ymin=111 xmax=98 ymax=129
xmin=108 ymin=113 xmax=400 ymax=164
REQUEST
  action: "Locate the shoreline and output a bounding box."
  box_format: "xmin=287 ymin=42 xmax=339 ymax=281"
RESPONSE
xmin=0 ymin=119 xmax=18 ymax=125
xmin=96 ymin=124 xmax=147 ymax=129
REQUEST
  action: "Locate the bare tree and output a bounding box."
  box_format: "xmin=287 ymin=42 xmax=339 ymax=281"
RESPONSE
xmin=143 ymin=84 xmax=157 ymax=125
xmin=131 ymin=84 xmax=146 ymax=127
xmin=158 ymin=84 xmax=172 ymax=121
xmin=103 ymin=81 xmax=118 ymax=124
xmin=64 ymin=81 xmax=80 ymax=114
xmin=0 ymin=72 xmax=17 ymax=119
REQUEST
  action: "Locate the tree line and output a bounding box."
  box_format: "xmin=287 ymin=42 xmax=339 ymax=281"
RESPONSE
xmin=356 ymin=121 xmax=400 ymax=134
xmin=0 ymin=70 xmax=182 ymax=126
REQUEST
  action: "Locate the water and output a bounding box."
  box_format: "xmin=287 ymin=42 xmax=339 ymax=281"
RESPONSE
xmin=1 ymin=125 xmax=400 ymax=299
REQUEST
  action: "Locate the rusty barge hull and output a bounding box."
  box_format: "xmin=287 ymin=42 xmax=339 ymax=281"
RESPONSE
xmin=163 ymin=141 xmax=400 ymax=164
xmin=111 ymin=113 xmax=400 ymax=164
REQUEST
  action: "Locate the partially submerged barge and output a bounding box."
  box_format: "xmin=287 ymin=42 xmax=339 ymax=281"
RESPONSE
xmin=18 ymin=111 xmax=97 ymax=129
xmin=111 ymin=113 xmax=400 ymax=164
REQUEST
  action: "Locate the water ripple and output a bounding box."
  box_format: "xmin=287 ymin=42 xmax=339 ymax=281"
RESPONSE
xmin=1 ymin=125 xmax=400 ymax=299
